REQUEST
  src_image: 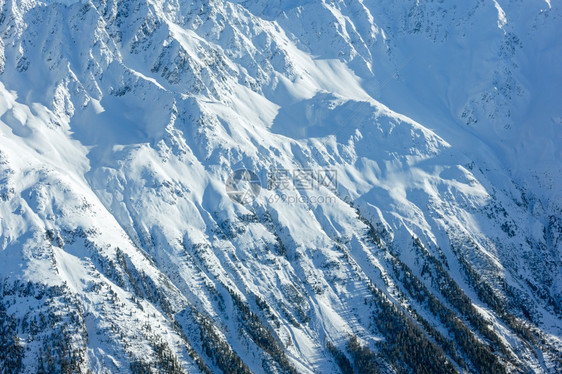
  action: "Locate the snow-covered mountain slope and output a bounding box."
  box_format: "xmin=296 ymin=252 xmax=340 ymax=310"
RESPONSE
xmin=0 ymin=0 xmax=560 ymax=372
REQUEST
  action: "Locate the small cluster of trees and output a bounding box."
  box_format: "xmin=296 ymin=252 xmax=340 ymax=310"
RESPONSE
xmin=228 ymin=289 xmax=298 ymax=374
xmin=1 ymin=279 xmax=88 ymax=373
xmin=348 ymin=206 xmax=521 ymax=372
xmin=388 ymin=250 xmax=507 ymax=373
xmin=178 ymin=306 xmax=250 ymax=374
xmin=345 ymin=336 xmax=383 ymax=374
xmin=114 ymin=248 xmax=175 ymax=315
xmin=367 ymin=284 xmax=457 ymax=374
xmin=129 ymin=333 xmax=186 ymax=374
xmin=326 ymin=341 xmax=354 ymax=374
xmin=450 ymin=241 xmax=536 ymax=344
xmin=412 ymin=238 xmax=510 ymax=354
xmin=0 ymin=302 xmax=23 ymax=374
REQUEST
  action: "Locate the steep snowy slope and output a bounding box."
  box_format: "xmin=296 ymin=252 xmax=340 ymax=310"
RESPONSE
xmin=0 ymin=0 xmax=560 ymax=373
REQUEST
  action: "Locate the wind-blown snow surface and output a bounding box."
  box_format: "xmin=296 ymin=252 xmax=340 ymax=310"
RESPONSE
xmin=0 ymin=0 xmax=561 ymax=372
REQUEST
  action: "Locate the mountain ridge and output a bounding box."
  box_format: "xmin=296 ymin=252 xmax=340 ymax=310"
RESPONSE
xmin=0 ymin=0 xmax=560 ymax=372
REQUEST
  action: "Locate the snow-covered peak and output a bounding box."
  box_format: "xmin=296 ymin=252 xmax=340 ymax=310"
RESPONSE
xmin=0 ymin=0 xmax=560 ymax=372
